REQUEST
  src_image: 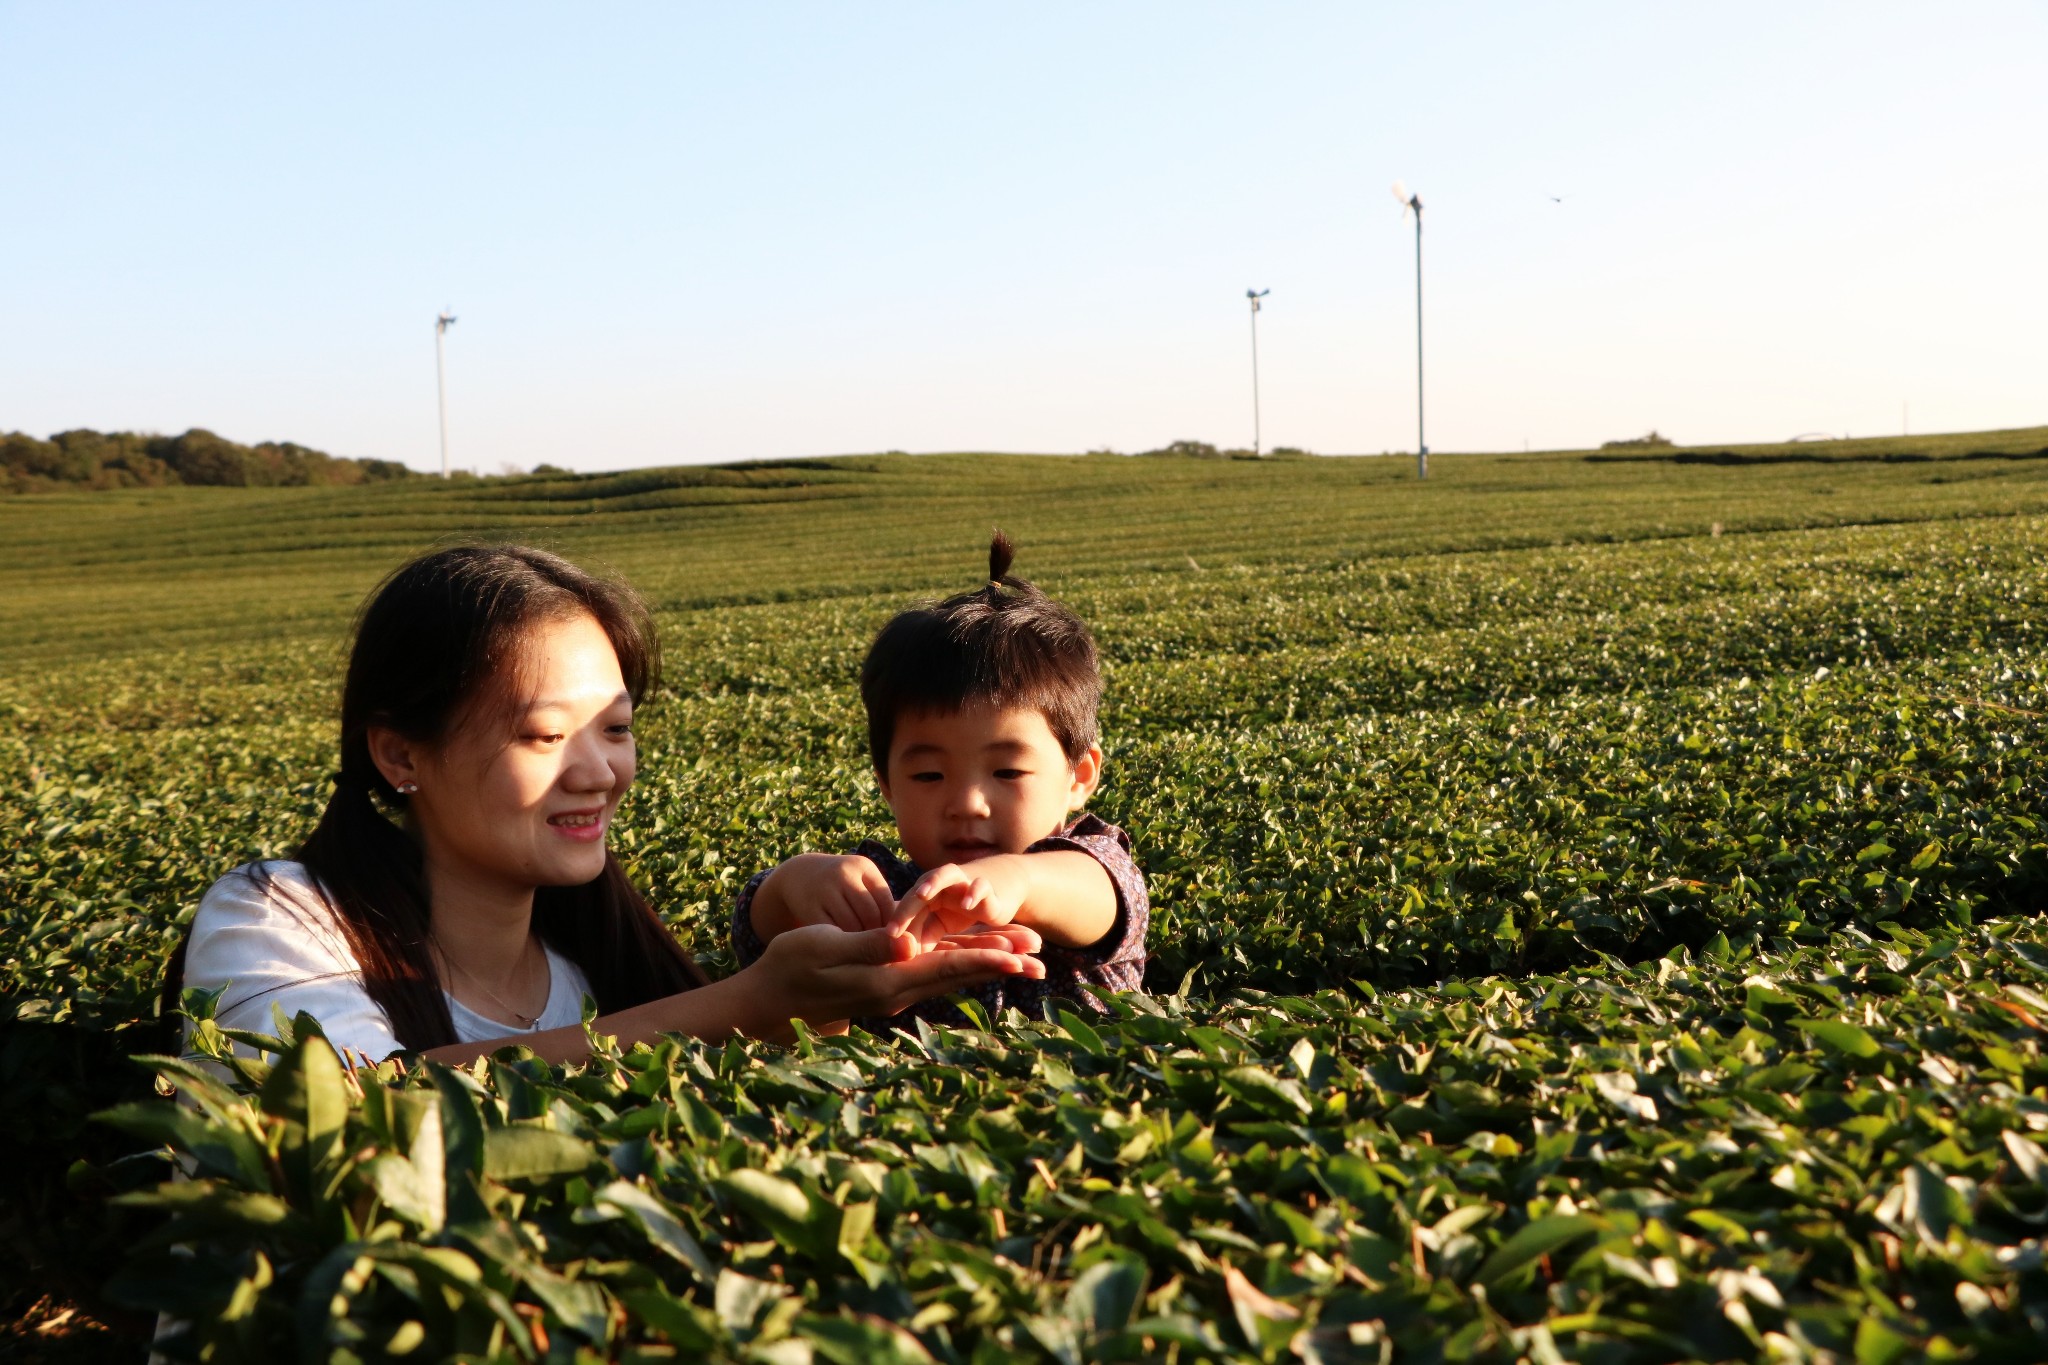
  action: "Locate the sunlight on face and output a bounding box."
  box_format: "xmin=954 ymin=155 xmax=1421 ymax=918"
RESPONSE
xmin=409 ymin=612 xmax=636 ymax=895
xmin=877 ymin=703 xmax=1098 ymax=872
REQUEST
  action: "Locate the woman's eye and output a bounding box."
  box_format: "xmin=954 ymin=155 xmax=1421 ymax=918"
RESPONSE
xmin=525 ymin=733 xmax=565 ymax=745
xmin=607 ymin=723 xmax=634 ymax=737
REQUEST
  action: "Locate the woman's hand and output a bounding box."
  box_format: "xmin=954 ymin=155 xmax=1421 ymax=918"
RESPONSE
xmin=421 ymin=921 xmax=1047 ymax=1065
xmin=744 ymin=921 xmax=1046 ymax=1034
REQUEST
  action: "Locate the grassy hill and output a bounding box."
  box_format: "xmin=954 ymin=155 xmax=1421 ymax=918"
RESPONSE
xmin=5 ymin=429 xmax=2047 ymax=664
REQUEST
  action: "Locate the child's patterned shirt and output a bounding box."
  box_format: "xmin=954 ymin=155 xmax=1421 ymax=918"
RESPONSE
xmin=729 ymin=813 xmax=1148 ymax=1032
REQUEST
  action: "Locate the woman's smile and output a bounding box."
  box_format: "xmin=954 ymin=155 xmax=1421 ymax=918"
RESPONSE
xmin=548 ymin=806 xmax=610 ymax=842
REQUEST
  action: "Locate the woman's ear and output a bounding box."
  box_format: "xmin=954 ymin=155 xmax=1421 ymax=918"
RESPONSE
xmin=1068 ymin=745 xmax=1104 ymax=809
xmin=366 ymin=725 xmax=422 ymax=794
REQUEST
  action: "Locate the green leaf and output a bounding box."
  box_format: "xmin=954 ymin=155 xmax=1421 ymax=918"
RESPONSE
xmin=95 ymin=1100 xmax=269 ymax=1189
xmin=1065 ymin=1259 xmax=1146 ymax=1337
xmin=1792 ymin=1016 xmax=1881 ymax=1058
xmin=1475 ymin=1215 xmax=1601 ymax=1288
xmin=1854 ymin=1315 xmax=1912 ymax=1365
xmin=480 ymin=1126 xmax=595 ymax=1182
xmin=361 ymin=1153 xmax=442 ymax=1232
xmin=427 ymin=1064 xmax=488 ymax=1226
xmin=1219 ymin=1066 xmax=1312 ymax=1118
xmin=1053 ymin=1006 xmax=1107 ymax=1056
xmin=621 ymin=1287 xmax=719 ymax=1351
xmin=719 ymin=1166 xmax=837 ymax=1262
xmin=802 ymin=1313 xmax=939 ymax=1364
xmin=587 ymin=1180 xmax=718 ymax=1283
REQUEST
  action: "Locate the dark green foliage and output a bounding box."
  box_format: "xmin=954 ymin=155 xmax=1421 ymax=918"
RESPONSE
xmin=114 ymin=924 xmax=2048 ymax=1361
xmin=0 ymin=428 xmax=414 ymax=493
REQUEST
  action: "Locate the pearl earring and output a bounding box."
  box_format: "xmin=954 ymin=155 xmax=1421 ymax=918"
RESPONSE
xmin=397 ymin=781 xmax=419 ymax=795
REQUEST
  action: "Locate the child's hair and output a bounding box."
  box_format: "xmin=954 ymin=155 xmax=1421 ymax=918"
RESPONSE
xmin=860 ymin=530 xmax=1101 ymax=771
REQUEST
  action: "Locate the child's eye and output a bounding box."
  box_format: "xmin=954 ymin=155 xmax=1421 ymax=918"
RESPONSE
xmin=910 ymin=771 xmax=944 ymax=783
xmin=995 ymin=768 xmax=1027 ymax=780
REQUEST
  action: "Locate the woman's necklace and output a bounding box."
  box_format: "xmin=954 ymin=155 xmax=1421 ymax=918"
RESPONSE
xmin=438 ymin=934 xmax=547 ymax=1028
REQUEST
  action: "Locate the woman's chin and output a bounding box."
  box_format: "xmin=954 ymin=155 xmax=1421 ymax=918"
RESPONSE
xmin=535 ymin=844 xmax=611 ymax=886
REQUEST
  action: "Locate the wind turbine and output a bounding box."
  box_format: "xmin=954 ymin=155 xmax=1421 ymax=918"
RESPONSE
xmin=1246 ymin=288 xmax=1271 ymax=456
xmin=1392 ymin=182 xmax=1426 ymax=480
xmin=435 ymin=309 xmax=458 ymax=478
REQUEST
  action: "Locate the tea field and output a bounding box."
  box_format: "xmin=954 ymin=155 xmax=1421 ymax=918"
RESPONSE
xmin=5 ymin=436 xmax=2048 ymax=1361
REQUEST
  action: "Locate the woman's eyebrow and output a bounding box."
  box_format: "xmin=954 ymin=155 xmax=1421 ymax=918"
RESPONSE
xmin=524 ymin=689 xmax=631 ymax=712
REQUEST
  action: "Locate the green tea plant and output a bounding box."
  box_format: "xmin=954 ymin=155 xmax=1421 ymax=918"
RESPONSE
xmin=4 ymin=444 xmax=2048 ymax=1357
xmin=116 ymin=921 xmax=2048 ymax=1362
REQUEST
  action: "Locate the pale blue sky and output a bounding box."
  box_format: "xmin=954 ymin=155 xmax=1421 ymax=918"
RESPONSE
xmin=3 ymin=4 xmax=2042 ymax=471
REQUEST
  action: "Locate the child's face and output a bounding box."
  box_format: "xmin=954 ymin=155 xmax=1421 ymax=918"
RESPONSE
xmin=876 ymin=703 xmax=1101 ymax=871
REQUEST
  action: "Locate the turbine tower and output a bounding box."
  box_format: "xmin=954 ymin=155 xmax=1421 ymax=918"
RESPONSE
xmin=435 ymin=309 xmax=458 ymax=478
xmin=1393 ymin=182 xmax=1426 ymax=480
xmin=1246 ymin=288 xmax=1271 ymax=456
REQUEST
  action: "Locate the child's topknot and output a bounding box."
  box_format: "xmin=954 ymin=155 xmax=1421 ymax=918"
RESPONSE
xmin=989 ymin=528 xmax=1016 ymax=586
xmin=861 ymin=530 xmax=1101 ymax=771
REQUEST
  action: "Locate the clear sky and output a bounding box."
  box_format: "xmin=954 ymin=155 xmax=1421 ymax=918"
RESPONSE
xmin=3 ymin=4 xmax=2042 ymax=472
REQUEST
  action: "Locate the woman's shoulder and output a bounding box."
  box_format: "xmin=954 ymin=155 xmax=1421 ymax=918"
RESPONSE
xmin=184 ymin=860 xmax=400 ymax=1059
xmin=189 ymin=861 xmax=355 ymax=969
xmin=197 ymin=859 xmax=331 ymax=911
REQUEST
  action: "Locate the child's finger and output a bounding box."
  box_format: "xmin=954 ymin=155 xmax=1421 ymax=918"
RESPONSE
xmin=860 ymin=866 xmax=897 ymax=929
xmin=891 ymin=866 xmax=962 ymax=931
xmin=826 ymin=893 xmax=869 ymax=932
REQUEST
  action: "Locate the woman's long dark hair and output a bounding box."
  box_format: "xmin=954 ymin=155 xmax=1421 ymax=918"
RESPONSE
xmin=162 ymin=545 xmax=706 ymax=1051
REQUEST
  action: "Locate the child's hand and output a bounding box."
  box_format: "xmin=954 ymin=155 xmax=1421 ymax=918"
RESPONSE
xmin=770 ymin=853 xmax=899 ymax=932
xmin=894 ymin=859 xmax=1030 ymax=950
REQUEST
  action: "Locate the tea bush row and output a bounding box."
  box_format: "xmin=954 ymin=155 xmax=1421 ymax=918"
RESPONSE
xmin=110 ymin=920 xmax=2048 ymax=1362
xmin=8 ymin=521 xmax=2047 ymax=1031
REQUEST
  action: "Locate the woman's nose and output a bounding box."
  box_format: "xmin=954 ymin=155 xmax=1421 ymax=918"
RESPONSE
xmin=562 ymin=727 xmax=621 ymax=792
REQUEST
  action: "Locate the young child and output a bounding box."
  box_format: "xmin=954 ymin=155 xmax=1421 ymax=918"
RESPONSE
xmin=730 ymin=531 xmax=1148 ymax=1030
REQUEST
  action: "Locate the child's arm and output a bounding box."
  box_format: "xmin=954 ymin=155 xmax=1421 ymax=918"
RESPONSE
xmin=748 ymin=853 xmax=899 ymax=940
xmin=896 ymin=850 xmax=1116 ymax=950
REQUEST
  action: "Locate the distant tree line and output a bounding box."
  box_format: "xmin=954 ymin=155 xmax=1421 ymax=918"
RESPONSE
xmin=1599 ymin=430 xmax=1676 ymax=451
xmin=1100 ymin=439 xmax=1316 ymax=460
xmin=0 ymin=428 xmax=415 ymax=493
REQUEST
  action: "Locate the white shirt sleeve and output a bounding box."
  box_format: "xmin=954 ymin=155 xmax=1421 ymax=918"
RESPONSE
xmin=181 ymin=862 xmax=404 ymax=1061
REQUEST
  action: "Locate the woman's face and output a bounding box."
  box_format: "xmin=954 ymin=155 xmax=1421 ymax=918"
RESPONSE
xmin=399 ymin=611 xmax=637 ymax=897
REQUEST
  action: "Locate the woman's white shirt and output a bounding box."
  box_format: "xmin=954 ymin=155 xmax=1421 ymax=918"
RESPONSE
xmin=183 ymin=860 xmax=593 ymax=1059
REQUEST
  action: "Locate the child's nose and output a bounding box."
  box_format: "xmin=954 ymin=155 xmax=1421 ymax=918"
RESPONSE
xmin=948 ymin=784 xmax=992 ymax=818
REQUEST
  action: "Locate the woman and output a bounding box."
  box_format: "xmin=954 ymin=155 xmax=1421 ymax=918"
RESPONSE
xmin=164 ymin=544 xmax=1045 ymax=1064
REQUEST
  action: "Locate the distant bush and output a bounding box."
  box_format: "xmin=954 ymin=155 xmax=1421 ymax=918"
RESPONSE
xmin=0 ymin=428 xmax=416 ymax=493
xmin=1136 ymin=439 xmax=1222 ymax=459
xmin=1600 ymin=429 xmax=1676 ymax=450
xmin=1135 ymin=440 xmax=1313 ymax=461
